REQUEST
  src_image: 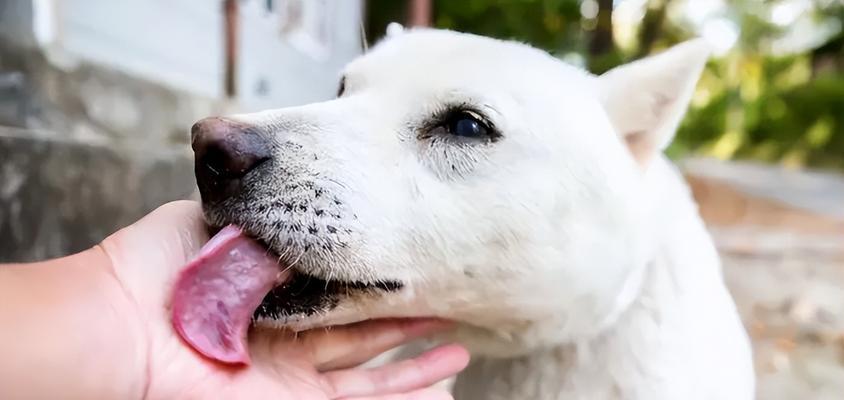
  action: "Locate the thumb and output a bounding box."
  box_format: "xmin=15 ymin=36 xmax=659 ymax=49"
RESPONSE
xmin=100 ymin=200 xmax=209 ymax=312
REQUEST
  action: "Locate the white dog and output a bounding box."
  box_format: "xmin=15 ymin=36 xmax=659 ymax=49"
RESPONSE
xmin=182 ymin=26 xmax=755 ymax=399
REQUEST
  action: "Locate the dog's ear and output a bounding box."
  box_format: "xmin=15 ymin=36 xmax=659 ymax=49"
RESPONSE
xmin=597 ymin=39 xmax=711 ymax=167
xmin=386 ymin=22 xmax=405 ymax=37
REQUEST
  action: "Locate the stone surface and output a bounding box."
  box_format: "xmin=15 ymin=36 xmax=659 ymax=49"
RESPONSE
xmin=0 ymin=37 xmax=217 ymax=263
xmin=0 ymin=42 xmax=226 ymax=146
xmin=0 ymin=128 xmax=196 ymax=262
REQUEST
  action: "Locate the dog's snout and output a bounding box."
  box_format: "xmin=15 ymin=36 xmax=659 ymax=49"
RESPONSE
xmin=191 ymin=117 xmax=270 ymax=203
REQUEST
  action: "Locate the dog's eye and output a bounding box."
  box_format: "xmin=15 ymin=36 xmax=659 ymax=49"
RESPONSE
xmin=446 ymin=111 xmax=491 ymax=138
xmin=419 ymin=107 xmax=499 ymax=143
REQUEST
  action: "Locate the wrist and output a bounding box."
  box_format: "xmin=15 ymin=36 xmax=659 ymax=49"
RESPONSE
xmin=0 ymin=248 xmax=148 ymax=400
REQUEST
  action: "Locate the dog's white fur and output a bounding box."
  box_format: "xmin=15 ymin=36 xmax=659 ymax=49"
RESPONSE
xmin=223 ymin=28 xmax=754 ymax=399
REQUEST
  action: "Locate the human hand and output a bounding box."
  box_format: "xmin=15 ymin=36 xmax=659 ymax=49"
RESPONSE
xmin=0 ymin=201 xmax=468 ymax=400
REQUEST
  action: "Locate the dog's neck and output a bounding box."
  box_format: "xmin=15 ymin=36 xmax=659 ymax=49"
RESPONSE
xmin=452 ymin=158 xmax=753 ymax=400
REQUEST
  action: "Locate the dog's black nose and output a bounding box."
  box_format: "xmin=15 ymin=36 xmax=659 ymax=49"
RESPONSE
xmin=191 ymin=117 xmax=270 ymax=203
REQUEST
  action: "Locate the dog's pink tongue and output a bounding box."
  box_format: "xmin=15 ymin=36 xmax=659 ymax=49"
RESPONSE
xmin=171 ymin=225 xmax=288 ymax=365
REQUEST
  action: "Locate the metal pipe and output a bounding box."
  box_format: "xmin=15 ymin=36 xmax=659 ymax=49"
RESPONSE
xmin=224 ymin=0 xmax=238 ymax=98
xmin=408 ymin=0 xmax=431 ymax=27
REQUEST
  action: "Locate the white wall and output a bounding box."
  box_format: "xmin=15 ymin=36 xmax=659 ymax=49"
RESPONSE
xmin=9 ymin=0 xmax=363 ymax=107
xmin=54 ymin=0 xmax=225 ymax=98
xmin=237 ymin=0 xmax=363 ymax=111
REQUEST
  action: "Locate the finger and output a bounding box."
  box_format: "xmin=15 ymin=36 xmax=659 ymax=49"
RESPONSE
xmin=304 ymin=318 xmax=451 ymax=371
xmin=322 ymin=344 xmax=469 ymax=399
xmin=339 ymin=387 xmax=454 ymax=400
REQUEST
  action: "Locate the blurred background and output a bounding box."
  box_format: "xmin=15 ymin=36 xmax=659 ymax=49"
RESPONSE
xmin=0 ymin=1 xmax=841 ymax=398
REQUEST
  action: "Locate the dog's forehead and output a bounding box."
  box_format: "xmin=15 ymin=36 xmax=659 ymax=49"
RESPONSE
xmin=345 ymin=29 xmax=584 ymax=90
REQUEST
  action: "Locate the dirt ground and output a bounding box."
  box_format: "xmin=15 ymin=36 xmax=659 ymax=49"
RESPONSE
xmin=718 ymin=228 xmax=844 ymax=400
xmin=684 ymin=158 xmax=844 ymax=400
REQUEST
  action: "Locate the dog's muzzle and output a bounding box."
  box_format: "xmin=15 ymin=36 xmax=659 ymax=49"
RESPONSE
xmin=191 ymin=117 xmax=271 ymax=204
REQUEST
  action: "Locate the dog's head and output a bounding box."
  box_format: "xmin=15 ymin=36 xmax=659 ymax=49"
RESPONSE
xmin=191 ymin=28 xmax=710 ymax=355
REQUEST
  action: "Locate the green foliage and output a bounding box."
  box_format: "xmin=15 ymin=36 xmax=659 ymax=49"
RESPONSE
xmin=433 ymin=0 xmax=584 ymax=55
xmin=367 ymin=0 xmax=844 ymax=171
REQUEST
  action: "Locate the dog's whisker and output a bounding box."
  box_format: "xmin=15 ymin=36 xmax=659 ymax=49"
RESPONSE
xmin=359 ymin=16 xmax=368 ymax=53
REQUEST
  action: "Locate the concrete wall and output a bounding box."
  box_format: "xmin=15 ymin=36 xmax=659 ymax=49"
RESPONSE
xmin=0 ymin=127 xmax=195 ymax=262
